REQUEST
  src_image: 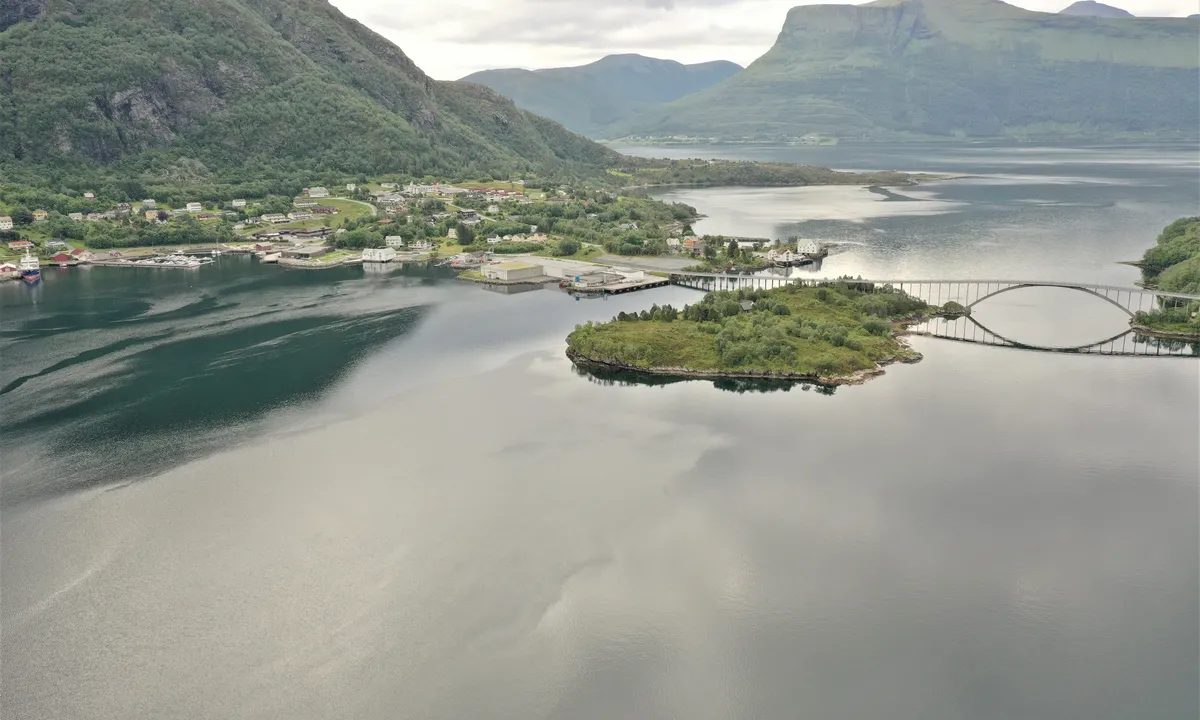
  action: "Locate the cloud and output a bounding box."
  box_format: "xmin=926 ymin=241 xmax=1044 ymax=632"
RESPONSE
xmin=329 ymin=0 xmax=1200 ymax=80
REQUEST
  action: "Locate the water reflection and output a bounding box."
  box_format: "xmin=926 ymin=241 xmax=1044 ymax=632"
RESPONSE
xmin=570 ymin=362 xmax=839 ymax=395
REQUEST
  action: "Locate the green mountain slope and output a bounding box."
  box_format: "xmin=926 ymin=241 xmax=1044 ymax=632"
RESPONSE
xmin=615 ymin=0 xmax=1199 ymax=141
xmin=0 ymin=0 xmax=619 ymax=183
xmin=461 ymin=54 xmax=742 ymax=137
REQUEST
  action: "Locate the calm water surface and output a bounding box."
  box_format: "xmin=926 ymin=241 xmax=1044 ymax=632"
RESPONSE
xmin=1 ymin=145 xmax=1197 ymax=719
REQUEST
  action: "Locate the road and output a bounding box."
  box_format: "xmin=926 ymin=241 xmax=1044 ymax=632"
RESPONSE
xmin=594 ymin=254 xmax=695 ymax=272
xmin=336 ymin=197 xmax=377 ymax=217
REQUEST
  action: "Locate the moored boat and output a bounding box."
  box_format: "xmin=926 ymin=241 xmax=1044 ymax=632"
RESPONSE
xmin=19 ymin=251 xmax=41 ymax=285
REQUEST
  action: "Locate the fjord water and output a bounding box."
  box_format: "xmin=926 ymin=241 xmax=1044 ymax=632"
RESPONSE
xmin=2 ymin=145 xmax=1197 ymax=720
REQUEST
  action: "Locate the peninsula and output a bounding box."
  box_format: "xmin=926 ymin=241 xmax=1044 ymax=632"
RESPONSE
xmin=566 ymin=281 xmax=950 ymax=386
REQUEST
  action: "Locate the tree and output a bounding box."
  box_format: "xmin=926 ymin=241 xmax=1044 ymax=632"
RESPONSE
xmin=728 ymin=239 xmax=738 ymax=258
xmin=703 ymin=243 xmax=717 ymax=261
xmin=555 ymin=238 xmax=581 ymax=256
xmin=12 ymin=209 xmax=33 ymax=226
xmin=457 ymin=224 xmax=476 ymax=245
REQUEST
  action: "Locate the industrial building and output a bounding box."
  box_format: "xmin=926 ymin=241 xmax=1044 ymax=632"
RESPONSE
xmin=481 ymin=262 xmax=544 ymax=282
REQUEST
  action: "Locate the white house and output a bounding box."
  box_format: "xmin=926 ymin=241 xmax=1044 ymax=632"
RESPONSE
xmin=186 ymin=202 xmax=203 ymax=213
xmin=410 ymin=239 xmax=434 ymax=251
xmin=362 ymin=247 xmax=396 ymax=263
xmin=385 ymin=236 xmax=406 ymax=248
xmin=446 ymin=227 xmax=458 ymax=240
xmin=487 ymin=204 xmax=500 ymax=214
xmin=798 ymin=240 xmax=822 ymax=256
xmin=231 ymin=199 xmax=247 ymax=208
xmin=142 ymin=199 xmax=157 ymax=209
xmin=346 ymin=183 xmax=357 ymax=192
xmin=305 ymin=187 xmax=330 ymax=198
xmin=0 ymin=216 xmax=13 ymax=230
xmin=287 ymin=212 xmax=313 ymax=221
xmin=486 ymin=234 xmax=503 ymax=245
xmin=68 ymin=212 xmax=84 ymax=221
xmin=261 ymin=213 xmax=288 ymax=224
xmin=83 ymin=191 xmax=95 ymax=200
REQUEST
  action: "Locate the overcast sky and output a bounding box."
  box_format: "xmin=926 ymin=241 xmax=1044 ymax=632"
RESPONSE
xmin=329 ymin=0 xmax=1200 ymax=80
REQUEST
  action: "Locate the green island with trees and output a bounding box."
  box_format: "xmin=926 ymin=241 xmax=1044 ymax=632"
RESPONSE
xmin=1134 ymin=217 xmax=1200 ymax=337
xmin=566 ymin=281 xmax=959 ymax=386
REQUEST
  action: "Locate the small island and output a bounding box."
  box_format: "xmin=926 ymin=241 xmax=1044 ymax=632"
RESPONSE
xmin=1133 ymin=217 xmax=1200 ymax=338
xmin=567 ymin=281 xmax=951 ymax=386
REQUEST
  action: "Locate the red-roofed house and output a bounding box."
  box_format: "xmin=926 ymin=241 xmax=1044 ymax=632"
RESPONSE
xmin=70 ymin=248 xmax=86 ymax=256
xmin=51 ymin=252 xmax=72 ymax=263
xmin=8 ymin=240 xmax=33 ymax=250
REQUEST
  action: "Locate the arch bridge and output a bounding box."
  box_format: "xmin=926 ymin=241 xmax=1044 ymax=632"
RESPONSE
xmin=667 ymin=273 xmax=1200 ymax=357
xmin=669 ymin=273 xmax=1199 ymax=318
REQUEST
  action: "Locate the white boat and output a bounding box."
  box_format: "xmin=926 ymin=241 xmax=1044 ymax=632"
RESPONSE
xmin=19 ymin=251 xmax=41 ymax=284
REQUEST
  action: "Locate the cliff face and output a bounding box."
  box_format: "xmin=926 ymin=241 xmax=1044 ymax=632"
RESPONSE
xmin=0 ymin=0 xmax=618 ymax=177
xmin=0 ymin=0 xmax=45 ymax=32
xmin=614 ymin=0 xmax=1199 ymax=141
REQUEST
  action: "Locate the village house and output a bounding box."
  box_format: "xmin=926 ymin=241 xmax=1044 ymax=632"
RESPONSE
xmin=409 ymin=239 xmax=433 ymax=251
xmin=83 ymin=192 xmax=95 ymax=200
xmin=305 ymin=187 xmax=330 ymax=198
xmin=0 ymin=261 xmax=17 ymax=276
xmin=0 ymin=216 xmax=12 ymax=230
xmin=46 ymin=240 xmax=68 ymax=249
xmin=446 ymin=228 xmax=457 ymax=240
xmin=87 ymin=213 xmax=106 ymax=221
xmin=186 ymin=202 xmax=203 ymax=213
xmin=385 ymin=236 xmax=406 ymax=248
xmin=682 ymin=238 xmax=706 ymax=253
xmin=50 ymin=252 xmax=72 ymax=264
xmin=312 ymin=207 xmax=338 ymax=215
xmin=8 ymin=240 xmax=33 ymax=250
xmin=362 ymin=247 xmax=396 ymax=263
xmin=293 ymin=199 xmax=318 ymax=208
xmin=287 ymin=212 xmax=314 ymax=221
xmin=142 ymin=199 xmax=157 ymax=209
xmin=68 ymin=212 xmax=84 ymax=221
xmin=261 ymin=213 xmax=289 ymax=224
xmin=380 ymin=182 xmax=398 ymax=189
xmin=115 ymin=203 xmax=131 ymax=213
xmin=197 ymin=213 xmax=218 ymax=221
xmin=232 ymin=199 xmax=247 ymax=208
xmin=618 ymin=222 xmax=638 ymax=231
xmin=33 ymin=210 xmax=49 ymax=222
xmin=486 ymin=234 xmax=503 ymax=245
xmin=666 ymin=238 xmax=682 ymax=252
xmin=486 ymin=204 xmax=500 ymax=214
xmin=346 ymin=183 xmax=357 ymax=192
xmin=145 ymin=210 xmax=159 ymax=221
xmin=70 ymin=248 xmax=87 ymax=258
xmin=460 ymin=216 xmax=482 ymax=227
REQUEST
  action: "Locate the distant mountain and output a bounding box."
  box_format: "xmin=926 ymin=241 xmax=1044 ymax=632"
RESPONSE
xmin=615 ymin=0 xmax=1199 ymax=142
xmin=0 ymin=0 xmax=619 ymax=183
xmin=1059 ymin=2 xmax=1134 ymax=18
xmin=462 ymin=55 xmax=742 ymax=137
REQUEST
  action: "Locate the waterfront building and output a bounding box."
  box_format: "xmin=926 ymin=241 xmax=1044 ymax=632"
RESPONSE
xmin=362 ymin=247 xmax=397 ymax=263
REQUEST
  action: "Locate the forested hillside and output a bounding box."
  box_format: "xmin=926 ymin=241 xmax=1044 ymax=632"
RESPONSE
xmin=0 ymin=0 xmax=619 ymax=187
xmin=616 ymin=0 xmax=1199 ymax=141
xmin=463 ymin=55 xmax=742 ymax=137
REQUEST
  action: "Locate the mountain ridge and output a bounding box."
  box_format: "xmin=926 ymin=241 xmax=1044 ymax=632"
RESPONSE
xmin=0 ymin=0 xmax=620 ymax=184
xmin=462 ymin=54 xmax=742 ymax=137
xmin=614 ymin=0 xmax=1199 ymax=141
xmin=1059 ymin=1 xmax=1135 ymax=18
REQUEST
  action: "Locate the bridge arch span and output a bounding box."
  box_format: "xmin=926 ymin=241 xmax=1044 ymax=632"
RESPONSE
xmin=965 ymin=283 xmax=1136 ymax=317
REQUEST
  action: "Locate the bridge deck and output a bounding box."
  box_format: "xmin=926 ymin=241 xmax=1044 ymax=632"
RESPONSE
xmin=667 ymin=274 xmax=1200 ymax=302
